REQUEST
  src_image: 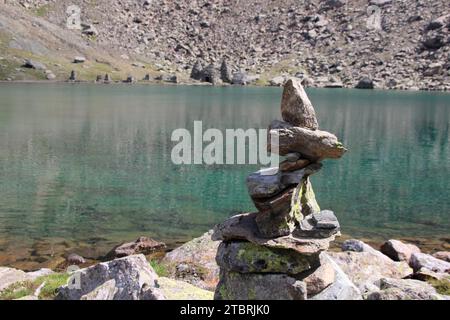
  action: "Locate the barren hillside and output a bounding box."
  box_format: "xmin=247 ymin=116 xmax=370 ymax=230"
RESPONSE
xmin=1 ymin=0 xmax=449 ymax=89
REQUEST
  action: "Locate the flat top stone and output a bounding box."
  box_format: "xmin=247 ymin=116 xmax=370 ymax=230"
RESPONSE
xmin=312 ymin=210 xmax=340 ymax=229
xmin=212 ymin=212 xmax=336 ymax=255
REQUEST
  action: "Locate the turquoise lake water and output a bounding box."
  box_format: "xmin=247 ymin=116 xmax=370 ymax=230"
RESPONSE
xmin=0 ymin=84 xmax=449 ymax=264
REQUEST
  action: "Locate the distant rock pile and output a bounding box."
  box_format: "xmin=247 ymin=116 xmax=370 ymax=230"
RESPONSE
xmin=212 ymin=78 xmax=353 ymax=300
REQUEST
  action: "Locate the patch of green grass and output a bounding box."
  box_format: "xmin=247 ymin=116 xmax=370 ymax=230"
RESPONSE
xmin=0 ymin=282 xmax=34 ymax=300
xmin=149 ymin=259 xmax=169 ymax=277
xmin=429 ymin=278 xmax=450 ymax=295
xmin=35 ymin=273 xmax=70 ymax=300
xmin=34 ymin=5 xmax=50 ymax=17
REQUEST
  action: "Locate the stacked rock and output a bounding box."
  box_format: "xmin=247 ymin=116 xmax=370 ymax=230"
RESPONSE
xmin=212 ymin=78 xmax=347 ymax=300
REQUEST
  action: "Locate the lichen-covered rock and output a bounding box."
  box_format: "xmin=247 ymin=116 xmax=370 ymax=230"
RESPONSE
xmin=56 ymin=254 xmax=165 ymax=300
xmin=216 ymin=241 xmax=319 ymax=275
xmin=215 ymin=271 xmax=307 ymax=300
xmin=162 ymin=230 xmax=220 ymax=291
xmin=365 ymin=278 xmax=444 ymax=300
xmin=410 ymin=252 xmax=450 ymax=273
xmin=380 ymin=239 xmax=420 ymax=263
xmin=268 ymin=120 xmax=347 ymax=161
xmin=281 ymin=78 xmax=318 ymax=130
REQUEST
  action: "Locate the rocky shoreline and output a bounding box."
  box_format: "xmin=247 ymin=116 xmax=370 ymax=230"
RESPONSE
xmin=0 ymin=231 xmax=449 ymax=300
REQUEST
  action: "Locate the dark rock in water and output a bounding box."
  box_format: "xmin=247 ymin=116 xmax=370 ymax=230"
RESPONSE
xmin=433 ymin=251 xmax=450 ymax=263
xmin=201 ymin=64 xmax=218 ymax=84
xmin=107 ymin=237 xmax=166 ymax=259
xmin=365 ymin=278 xmax=443 ymax=300
xmin=23 ymin=59 xmax=46 ymax=70
xmin=215 ymin=271 xmax=307 ymax=300
xmin=409 ymin=252 xmax=450 ymax=273
xmin=380 ymin=240 xmax=420 ymax=263
xmin=220 ymin=59 xmax=232 ymax=83
xmin=69 ymin=70 xmax=76 ymax=81
xmin=216 ymin=241 xmax=319 ymax=275
xmin=268 ymin=120 xmax=347 ymax=161
xmin=281 ymin=78 xmax=319 ymax=130
xmin=190 ymin=60 xmax=203 ymax=80
xmin=356 ymin=77 xmax=374 ymax=89
xmin=56 ymin=255 xmax=165 ymax=300
xmin=67 ymin=253 xmax=86 ymax=265
xmin=143 ymin=74 xmax=151 ymax=81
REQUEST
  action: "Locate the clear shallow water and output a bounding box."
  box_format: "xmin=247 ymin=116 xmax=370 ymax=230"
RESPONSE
xmin=0 ymin=84 xmax=449 ymax=265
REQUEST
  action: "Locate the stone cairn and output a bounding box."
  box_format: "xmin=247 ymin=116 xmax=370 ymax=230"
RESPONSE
xmin=212 ymin=78 xmax=347 ymax=300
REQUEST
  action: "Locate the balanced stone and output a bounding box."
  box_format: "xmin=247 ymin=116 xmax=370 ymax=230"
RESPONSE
xmin=296 ymin=211 xmax=341 ymax=238
xmin=280 ymin=159 xmax=310 ymax=172
xmin=212 ymin=212 xmax=336 ymax=255
xmin=268 ymin=120 xmax=347 ymax=161
xmin=216 ymin=242 xmax=320 ymax=275
xmin=281 ymin=78 xmax=319 ymax=130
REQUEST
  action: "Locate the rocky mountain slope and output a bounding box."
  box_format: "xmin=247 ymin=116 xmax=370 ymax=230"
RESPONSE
xmin=1 ymin=0 xmax=449 ymax=90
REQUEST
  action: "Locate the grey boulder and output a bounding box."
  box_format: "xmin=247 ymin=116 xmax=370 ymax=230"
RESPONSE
xmin=409 ymin=252 xmax=450 ymax=273
xmin=56 ymin=254 xmax=165 ymax=300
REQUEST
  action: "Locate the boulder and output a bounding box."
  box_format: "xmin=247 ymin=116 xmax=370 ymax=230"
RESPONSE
xmin=268 ymin=120 xmax=347 ymax=161
xmin=310 ymin=253 xmax=362 ymax=300
xmin=380 ymin=239 xmax=420 ymax=263
xmin=269 ymin=76 xmax=286 ymax=87
xmin=23 ymin=59 xmax=46 ymax=70
xmin=410 ymin=252 xmax=450 ymax=273
xmin=212 ymin=212 xmax=337 ymax=255
xmin=280 ymin=78 xmax=319 ymax=130
xmin=107 ymin=237 xmax=166 ymax=259
xmin=366 ymin=278 xmax=443 ymax=300
xmin=0 ymin=267 xmax=32 ymax=291
xmin=162 ymin=230 xmax=220 ymax=291
xmin=80 ymin=279 xmax=117 ymax=300
xmin=355 ymin=77 xmax=374 ymax=89
xmin=304 ymin=254 xmax=336 ymax=296
xmin=69 ymin=70 xmax=76 ymax=81
xmin=220 ymin=59 xmax=232 ymax=83
xmin=201 ymin=63 xmax=218 ymax=84
xmin=190 ymin=60 xmax=203 ymax=80
xmin=216 ymin=241 xmax=319 ymax=275
xmin=56 ymin=254 xmax=165 ymax=300
xmin=329 ymin=249 xmax=413 ymax=293
xmin=215 ymin=271 xmax=307 ymax=300
xmin=232 ymin=71 xmax=248 ymax=85
xmin=433 ymin=251 xmax=450 ymax=263
xmin=73 ymin=56 xmax=86 ymax=64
